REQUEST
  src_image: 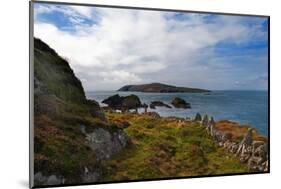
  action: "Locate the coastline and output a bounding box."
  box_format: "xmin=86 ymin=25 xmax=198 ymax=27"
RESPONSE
xmin=87 ymin=90 xmax=269 ymax=135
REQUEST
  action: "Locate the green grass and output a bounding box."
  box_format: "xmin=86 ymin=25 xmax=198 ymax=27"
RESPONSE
xmin=101 ymin=112 xmax=248 ymax=181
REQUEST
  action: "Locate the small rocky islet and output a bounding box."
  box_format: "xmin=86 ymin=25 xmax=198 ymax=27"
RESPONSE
xmin=101 ymin=94 xmax=191 ymax=111
xmin=33 ymin=38 xmax=268 ymax=187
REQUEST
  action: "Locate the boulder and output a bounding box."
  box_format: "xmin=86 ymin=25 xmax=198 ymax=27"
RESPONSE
xmin=236 ymin=128 xmax=254 ymax=156
xmin=102 ymin=94 xmax=142 ymax=111
xmin=240 ymin=145 xmax=252 ymax=163
xmin=122 ymin=94 xmax=142 ymax=110
xmin=102 ymin=94 xmax=123 ymax=109
xmin=150 ymin=101 xmax=172 ymax=109
xmin=252 ymin=141 xmax=268 ymax=164
xmin=207 ymin=116 xmax=216 ymax=136
xmin=248 ymin=156 xmax=266 ymax=172
xmin=84 ymin=127 xmax=131 ymax=160
xmin=171 ymin=97 xmax=191 ymax=109
xmin=34 ymin=172 xmax=64 ymax=186
xmin=223 ymin=141 xmax=238 ymax=153
xmin=46 ymin=175 xmax=62 ymax=185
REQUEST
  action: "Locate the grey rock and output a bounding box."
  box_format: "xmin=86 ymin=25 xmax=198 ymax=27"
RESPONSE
xmin=46 ymin=175 xmax=62 ymax=185
xmin=207 ymin=117 xmax=216 ymax=136
xmin=34 ymin=172 xmax=63 ymax=186
xmin=202 ymin=115 xmax=209 ymax=127
xmin=82 ymin=166 xmax=100 ymax=183
xmin=102 ymin=94 xmax=142 ymax=111
xmin=34 ymin=172 xmax=46 ymax=183
xmin=240 ymin=145 xmax=252 ymax=163
xmin=236 ymin=128 xmax=253 ymax=156
xmin=252 ymin=141 xmax=268 ymax=164
xmin=213 ymin=129 xmax=224 ymax=142
xmin=85 ymin=127 xmax=130 ymax=160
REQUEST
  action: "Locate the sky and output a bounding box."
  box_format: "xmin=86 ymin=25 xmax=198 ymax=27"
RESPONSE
xmin=33 ymin=3 xmax=269 ymax=91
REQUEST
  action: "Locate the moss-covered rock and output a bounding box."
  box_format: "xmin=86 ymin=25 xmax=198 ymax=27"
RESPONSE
xmin=171 ymin=97 xmax=191 ymax=109
xmin=102 ymin=94 xmax=142 ymax=111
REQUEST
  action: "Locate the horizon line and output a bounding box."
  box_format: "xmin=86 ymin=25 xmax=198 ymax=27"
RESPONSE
xmin=85 ymin=89 xmax=268 ymax=92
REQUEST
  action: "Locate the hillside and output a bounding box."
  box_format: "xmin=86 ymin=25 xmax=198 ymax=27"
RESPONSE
xmin=118 ymin=83 xmax=210 ymax=93
xmin=33 ymin=38 xmax=130 ymax=186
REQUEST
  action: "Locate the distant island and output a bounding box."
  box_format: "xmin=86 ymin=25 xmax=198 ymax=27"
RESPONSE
xmin=118 ymin=83 xmax=210 ymax=93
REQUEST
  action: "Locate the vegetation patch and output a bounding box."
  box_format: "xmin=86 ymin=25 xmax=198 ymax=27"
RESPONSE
xmin=101 ymin=112 xmax=248 ymax=181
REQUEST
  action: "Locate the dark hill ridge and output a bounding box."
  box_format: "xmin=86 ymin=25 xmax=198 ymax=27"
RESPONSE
xmin=118 ymin=83 xmax=210 ymax=93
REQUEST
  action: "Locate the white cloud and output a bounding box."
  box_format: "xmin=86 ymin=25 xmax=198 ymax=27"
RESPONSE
xmin=34 ymin=5 xmax=268 ymax=91
xmin=99 ymin=70 xmax=142 ymax=83
xmin=69 ymin=5 xmax=93 ymax=18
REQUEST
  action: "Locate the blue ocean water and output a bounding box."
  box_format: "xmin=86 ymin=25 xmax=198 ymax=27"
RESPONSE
xmin=86 ymin=91 xmax=268 ymax=136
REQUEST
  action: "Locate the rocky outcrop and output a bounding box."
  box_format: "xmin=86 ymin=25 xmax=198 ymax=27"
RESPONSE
xmin=33 ymin=38 xmax=130 ymax=186
xmin=150 ymin=101 xmax=172 ymax=109
xmin=118 ymin=83 xmax=210 ymax=93
xmin=171 ymin=97 xmax=191 ymax=109
xmin=34 ymin=172 xmax=65 ymax=186
xmin=80 ymin=125 xmax=131 ymax=160
xmin=102 ymin=94 xmax=142 ymax=112
xmin=197 ymin=114 xmax=268 ymax=172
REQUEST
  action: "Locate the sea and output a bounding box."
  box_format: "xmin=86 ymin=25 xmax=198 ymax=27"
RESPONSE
xmin=86 ymin=90 xmax=269 ymax=136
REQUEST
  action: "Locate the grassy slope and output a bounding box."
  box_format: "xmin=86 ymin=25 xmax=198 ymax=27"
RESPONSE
xmin=100 ymin=112 xmax=248 ymax=181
